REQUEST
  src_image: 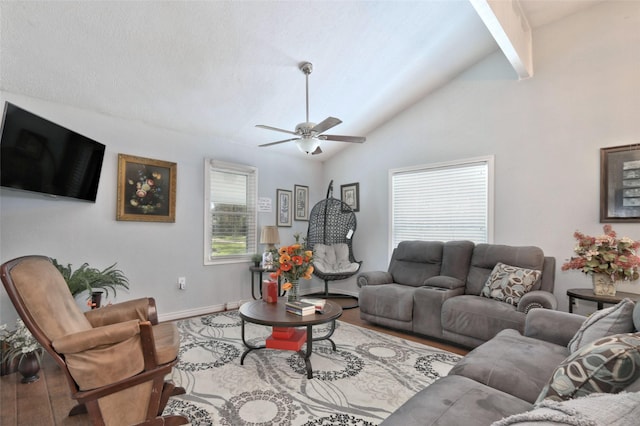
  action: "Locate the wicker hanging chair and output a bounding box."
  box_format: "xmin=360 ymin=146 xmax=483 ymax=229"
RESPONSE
xmin=306 ymin=181 xmax=361 ymax=307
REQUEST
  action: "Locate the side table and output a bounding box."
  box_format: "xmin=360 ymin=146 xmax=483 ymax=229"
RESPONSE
xmin=567 ymin=288 xmax=640 ymax=313
xmin=249 ymin=266 xmax=281 ymax=300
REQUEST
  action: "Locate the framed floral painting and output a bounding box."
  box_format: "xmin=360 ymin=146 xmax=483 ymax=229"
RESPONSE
xmin=294 ymin=184 xmax=309 ymax=221
xmin=341 ymin=182 xmax=360 ymax=212
xmin=601 ymin=144 xmax=640 ymax=222
xmin=116 ymin=154 xmax=177 ymax=222
xmin=276 ymin=189 xmax=292 ymax=227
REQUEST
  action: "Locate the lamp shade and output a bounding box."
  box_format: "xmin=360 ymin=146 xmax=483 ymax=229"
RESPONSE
xmin=260 ymin=226 xmax=280 ymax=246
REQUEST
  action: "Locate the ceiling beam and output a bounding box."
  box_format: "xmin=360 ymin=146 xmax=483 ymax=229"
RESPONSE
xmin=470 ymin=0 xmax=533 ymax=79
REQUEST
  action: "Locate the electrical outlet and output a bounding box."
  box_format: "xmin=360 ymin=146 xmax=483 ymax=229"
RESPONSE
xmin=178 ymin=277 xmax=186 ymax=290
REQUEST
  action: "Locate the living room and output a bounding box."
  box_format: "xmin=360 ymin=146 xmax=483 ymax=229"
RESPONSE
xmin=2 ymin=1 xmax=638 ymax=325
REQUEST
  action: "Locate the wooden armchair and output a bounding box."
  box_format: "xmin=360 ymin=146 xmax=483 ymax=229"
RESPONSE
xmin=0 ymin=255 xmax=187 ymax=426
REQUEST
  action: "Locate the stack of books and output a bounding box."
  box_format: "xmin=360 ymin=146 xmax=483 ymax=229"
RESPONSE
xmin=301 ymin=298 xmax=326 ymax=312
xmin=285 ymin=300 xmax=316 ymax=316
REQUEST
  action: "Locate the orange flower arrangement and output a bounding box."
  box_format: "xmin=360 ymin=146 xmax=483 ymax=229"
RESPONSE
xmin=270 ymin=242 xmax=314 ymax=286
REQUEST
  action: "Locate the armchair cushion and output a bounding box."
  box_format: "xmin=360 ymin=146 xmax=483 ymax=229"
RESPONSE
xmin=52 ymin=319 xmax=141 ymax=354
xmin=567 ymin=298 xmax=635 ymax=352
xmin=84 ymin=297 xmax=156 ymax=327
xmin=480 ymin=263 xmax=541 ymax=306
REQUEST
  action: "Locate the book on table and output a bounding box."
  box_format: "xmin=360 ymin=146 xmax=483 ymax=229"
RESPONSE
xmin=300 ymin=298 xmax=326 ymax=310
xmin=286 ymin=300 xmax=316 ymax=316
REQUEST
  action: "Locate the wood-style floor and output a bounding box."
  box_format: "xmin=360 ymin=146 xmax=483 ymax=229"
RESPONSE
xmin=0 ymin=305 xmax=468 ymax=425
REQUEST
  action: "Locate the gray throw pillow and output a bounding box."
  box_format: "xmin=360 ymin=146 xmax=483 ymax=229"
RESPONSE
xmin=568 ymin=298 xmax=635 ymax=353
xmin=480 ymin=262 xmax=541 ymax=306
xmin=536 ymin=333 xmax=640 ymax=404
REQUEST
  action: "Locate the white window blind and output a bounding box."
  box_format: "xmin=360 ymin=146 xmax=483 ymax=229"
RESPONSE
xmin=390 ymin=157 xmax=493 ymax=249
xmin=204 ymin=159 xmax=257 ymax=264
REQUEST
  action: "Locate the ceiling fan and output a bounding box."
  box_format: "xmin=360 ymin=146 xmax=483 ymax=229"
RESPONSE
xmin=256 ymin=62 xmax=366 ymax=155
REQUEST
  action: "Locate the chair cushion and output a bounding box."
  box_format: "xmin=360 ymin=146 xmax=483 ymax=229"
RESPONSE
xmin=153 ymin=322 xmax=180 ymax=365
xmin=567 ymin=298 xmax=635 ymax=352
xmin=537 ymin=333 xmax=640 ymax=403
xmin=313 ymin=243 xmax=359 ymax=274
xmin=480 ymin=263 xmax=541 ymax=306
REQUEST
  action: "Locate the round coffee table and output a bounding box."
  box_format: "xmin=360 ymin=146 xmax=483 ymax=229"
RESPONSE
xmin=238 ymin=298 xmax=343 ymax=378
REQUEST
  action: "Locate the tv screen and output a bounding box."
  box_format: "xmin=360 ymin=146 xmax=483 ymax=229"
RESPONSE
xmin=0 ymin=102 xmax=105 ymax=202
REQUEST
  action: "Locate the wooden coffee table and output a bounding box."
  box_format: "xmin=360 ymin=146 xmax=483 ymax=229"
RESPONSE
xmin=238 ymin=298 xmax=342 ymax=378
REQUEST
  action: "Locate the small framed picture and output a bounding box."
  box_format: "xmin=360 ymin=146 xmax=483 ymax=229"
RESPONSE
xmin=341 ymin=182 xmax=360 ymax=212
xmin=294 ymin=184 xmax=309 ymax=221
xmin=601 ymin=144 xmax=640 ymax=222
xmin=117 ymin=154 xmax=177 ymax=222
xmin=276 ymin=188 xmax=293 ymax=227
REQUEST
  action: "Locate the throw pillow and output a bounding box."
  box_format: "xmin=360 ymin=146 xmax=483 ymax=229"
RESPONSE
xmin=480 ymin=262 xmax=541 ymax=306
xmin=567 ymin=298 xmax=635 ymax=353
xmin=536 ymin=333 xmax=640 ymax=404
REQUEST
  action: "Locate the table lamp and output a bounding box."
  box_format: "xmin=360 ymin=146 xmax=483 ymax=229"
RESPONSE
xmin=260 ymin=225 xmax=280 ymax=268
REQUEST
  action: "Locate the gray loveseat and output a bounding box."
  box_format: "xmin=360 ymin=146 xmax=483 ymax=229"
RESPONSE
xmin=358 ymin=240 xmax=557 ymax=348
xmin=381 ymin=300 xmax=640 ymax=425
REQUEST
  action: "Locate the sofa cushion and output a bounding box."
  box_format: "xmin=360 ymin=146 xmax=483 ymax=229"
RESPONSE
xmin=537 ymin=333 xmax=640 ymax=403
xmin=480 ymin=263 xmax=541 ymax=306
xmin=449 ymin=329 xmax=569 ymax=403
xmin=380 ymin=375 xmax=532 ymax=426
xmin=493 ymin=392 xmax=640 ymax=426
xmin=359 ymin=284 xmax=414 ymax=322
xmin=466 ymin=245 xmax=545 ymax=296
xmin=442 ymin=296 xmax=525 ymax=343
xmin=388 ymin=241 xmax=443 ymax=287
xmin=567 ymin=298 xmax=635 ymax=352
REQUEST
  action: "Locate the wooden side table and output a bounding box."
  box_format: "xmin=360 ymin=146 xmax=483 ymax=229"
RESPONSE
xmin=567 ymin=288 xmax=640 ymax=313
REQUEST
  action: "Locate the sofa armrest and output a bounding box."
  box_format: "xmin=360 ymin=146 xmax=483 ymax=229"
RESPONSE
xmin=524 ymin=308 xmax=584 ymax=346
xmin=423 ymin=275 xmax=465 ymax=290
xmin=84 ymin=297 xmax=158 ymax=327
xmin=517 ymin=291 xmax=558 ymax=313
xmin=357 ymin=271 xmax=393 ymax=288
xmin=52 ymin=319 xmax=141 ymax=354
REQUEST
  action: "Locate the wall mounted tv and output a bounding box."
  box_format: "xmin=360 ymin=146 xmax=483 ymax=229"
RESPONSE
xmin=0 ymin=102 xmax=105 ymax=202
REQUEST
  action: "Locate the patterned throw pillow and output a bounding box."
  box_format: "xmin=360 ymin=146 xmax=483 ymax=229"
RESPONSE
xmin=536 ymin=333 xmax=640 ymax=404
xmin=480 ymin=262 xmax=541 ymax=306
xmin=568 ymin=298 xmax=636 ymax=353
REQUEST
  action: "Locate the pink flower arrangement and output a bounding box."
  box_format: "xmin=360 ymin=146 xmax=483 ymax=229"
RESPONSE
xmin=562 ymin=225 xmax=640 ymax=281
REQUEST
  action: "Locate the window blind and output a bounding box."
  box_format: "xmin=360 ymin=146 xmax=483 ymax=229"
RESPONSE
xmin=391 ymin=158 xmax=491 ymax=248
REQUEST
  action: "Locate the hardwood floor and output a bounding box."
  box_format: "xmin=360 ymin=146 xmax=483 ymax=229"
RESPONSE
xmin=0 ymin=305 xmax=468 ymax=425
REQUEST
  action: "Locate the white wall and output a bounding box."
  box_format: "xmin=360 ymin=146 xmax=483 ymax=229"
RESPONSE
xmin=0 ymin=93 xmax=325 ymax=323
xmin=324 ymin=0 xmax=640 ymax=314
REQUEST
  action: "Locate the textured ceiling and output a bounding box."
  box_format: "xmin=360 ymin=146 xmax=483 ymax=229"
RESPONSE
xmin=0 ymin=1 xmax=602 ymax=160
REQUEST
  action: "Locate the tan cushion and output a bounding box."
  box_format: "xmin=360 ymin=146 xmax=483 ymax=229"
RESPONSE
xmin=153 ymin=322 xmax=180 ymax=365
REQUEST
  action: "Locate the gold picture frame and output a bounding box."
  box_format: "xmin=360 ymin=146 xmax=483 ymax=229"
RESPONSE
xmin=117 ymin=154 xmax=177 ymax=222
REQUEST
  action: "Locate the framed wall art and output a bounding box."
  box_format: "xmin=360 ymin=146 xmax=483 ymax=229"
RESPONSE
xmin=117 ymin=154 xmax=177 ymax=222
xmin=276 ymin=188 xmax=292 ymax=227
xmin=600 ymin=144 xmax=640 ymax=222
xmin=341 ymin=182 xmax=360 ymax=212
xmin=294 ymin=184 xmax=309 ymax=221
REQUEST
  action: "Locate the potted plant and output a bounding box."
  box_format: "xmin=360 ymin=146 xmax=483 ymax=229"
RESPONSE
xmin=251 ymin=253 xmax=262 ymax=267
xmin=1 ymin=319 xmax=44 ymax=383
xmin=51 ymin=259 xmax=129 ymax=308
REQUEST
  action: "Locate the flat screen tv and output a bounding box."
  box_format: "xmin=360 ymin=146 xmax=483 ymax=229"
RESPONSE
xmin=0 ymin=102 xmax=105 ymax=202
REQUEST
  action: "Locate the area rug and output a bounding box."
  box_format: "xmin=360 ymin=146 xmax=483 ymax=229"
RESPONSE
xmin=164 ymin=311 xmax=462 ymax=425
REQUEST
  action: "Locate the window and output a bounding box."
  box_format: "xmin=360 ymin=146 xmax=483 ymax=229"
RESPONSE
xmin=389 ymin=156 xmax=493 ymax=250
xmin=204 ymin=159 xmax=257 ymax=264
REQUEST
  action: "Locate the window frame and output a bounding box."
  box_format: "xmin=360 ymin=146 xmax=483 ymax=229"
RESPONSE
xmin=388 ymin=155 xmax=494 ymax=258
xmin=203 ymin=159 xmax=258 ymax=265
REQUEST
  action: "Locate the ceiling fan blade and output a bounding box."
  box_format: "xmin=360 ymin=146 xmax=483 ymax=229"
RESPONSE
xmin=311 ymin=146 xmax=323 ymax=155
xmin=322 ymin=135 xmax=366 ymax=143
xmin=312 ymin=117 xmax=342 ymax=134
xmin=256 ymin=124 xmax=298 ymax=136
xmin=258 ymin=137 xmax=299 ymax=147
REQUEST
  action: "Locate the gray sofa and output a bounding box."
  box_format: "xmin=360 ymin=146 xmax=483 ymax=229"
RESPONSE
xmin=358 ymin=240 xmax=557 ymax=348
xmin=381 ymin=301 xmax=640 ymax=425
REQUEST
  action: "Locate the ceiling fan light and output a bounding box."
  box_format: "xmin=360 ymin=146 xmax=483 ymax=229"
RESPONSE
xmin=296 ymin=137 xmax=320 ymax=154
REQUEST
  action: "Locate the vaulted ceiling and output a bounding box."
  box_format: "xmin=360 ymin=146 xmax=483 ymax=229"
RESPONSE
xmin=0 ymin=1 xmax=602 ymax=160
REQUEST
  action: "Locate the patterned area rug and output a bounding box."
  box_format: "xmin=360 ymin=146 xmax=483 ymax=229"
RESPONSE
xmin=164 ymin=310 xmax=461 ymax=425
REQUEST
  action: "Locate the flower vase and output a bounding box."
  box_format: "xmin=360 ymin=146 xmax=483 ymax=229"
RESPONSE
xmin=592 ymin=273 xmax=616 ymax=296
xmin=18 ymin=352 xmax=40 ymax=384
xmin=287 ymin=280 xmax=300 ymax=302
